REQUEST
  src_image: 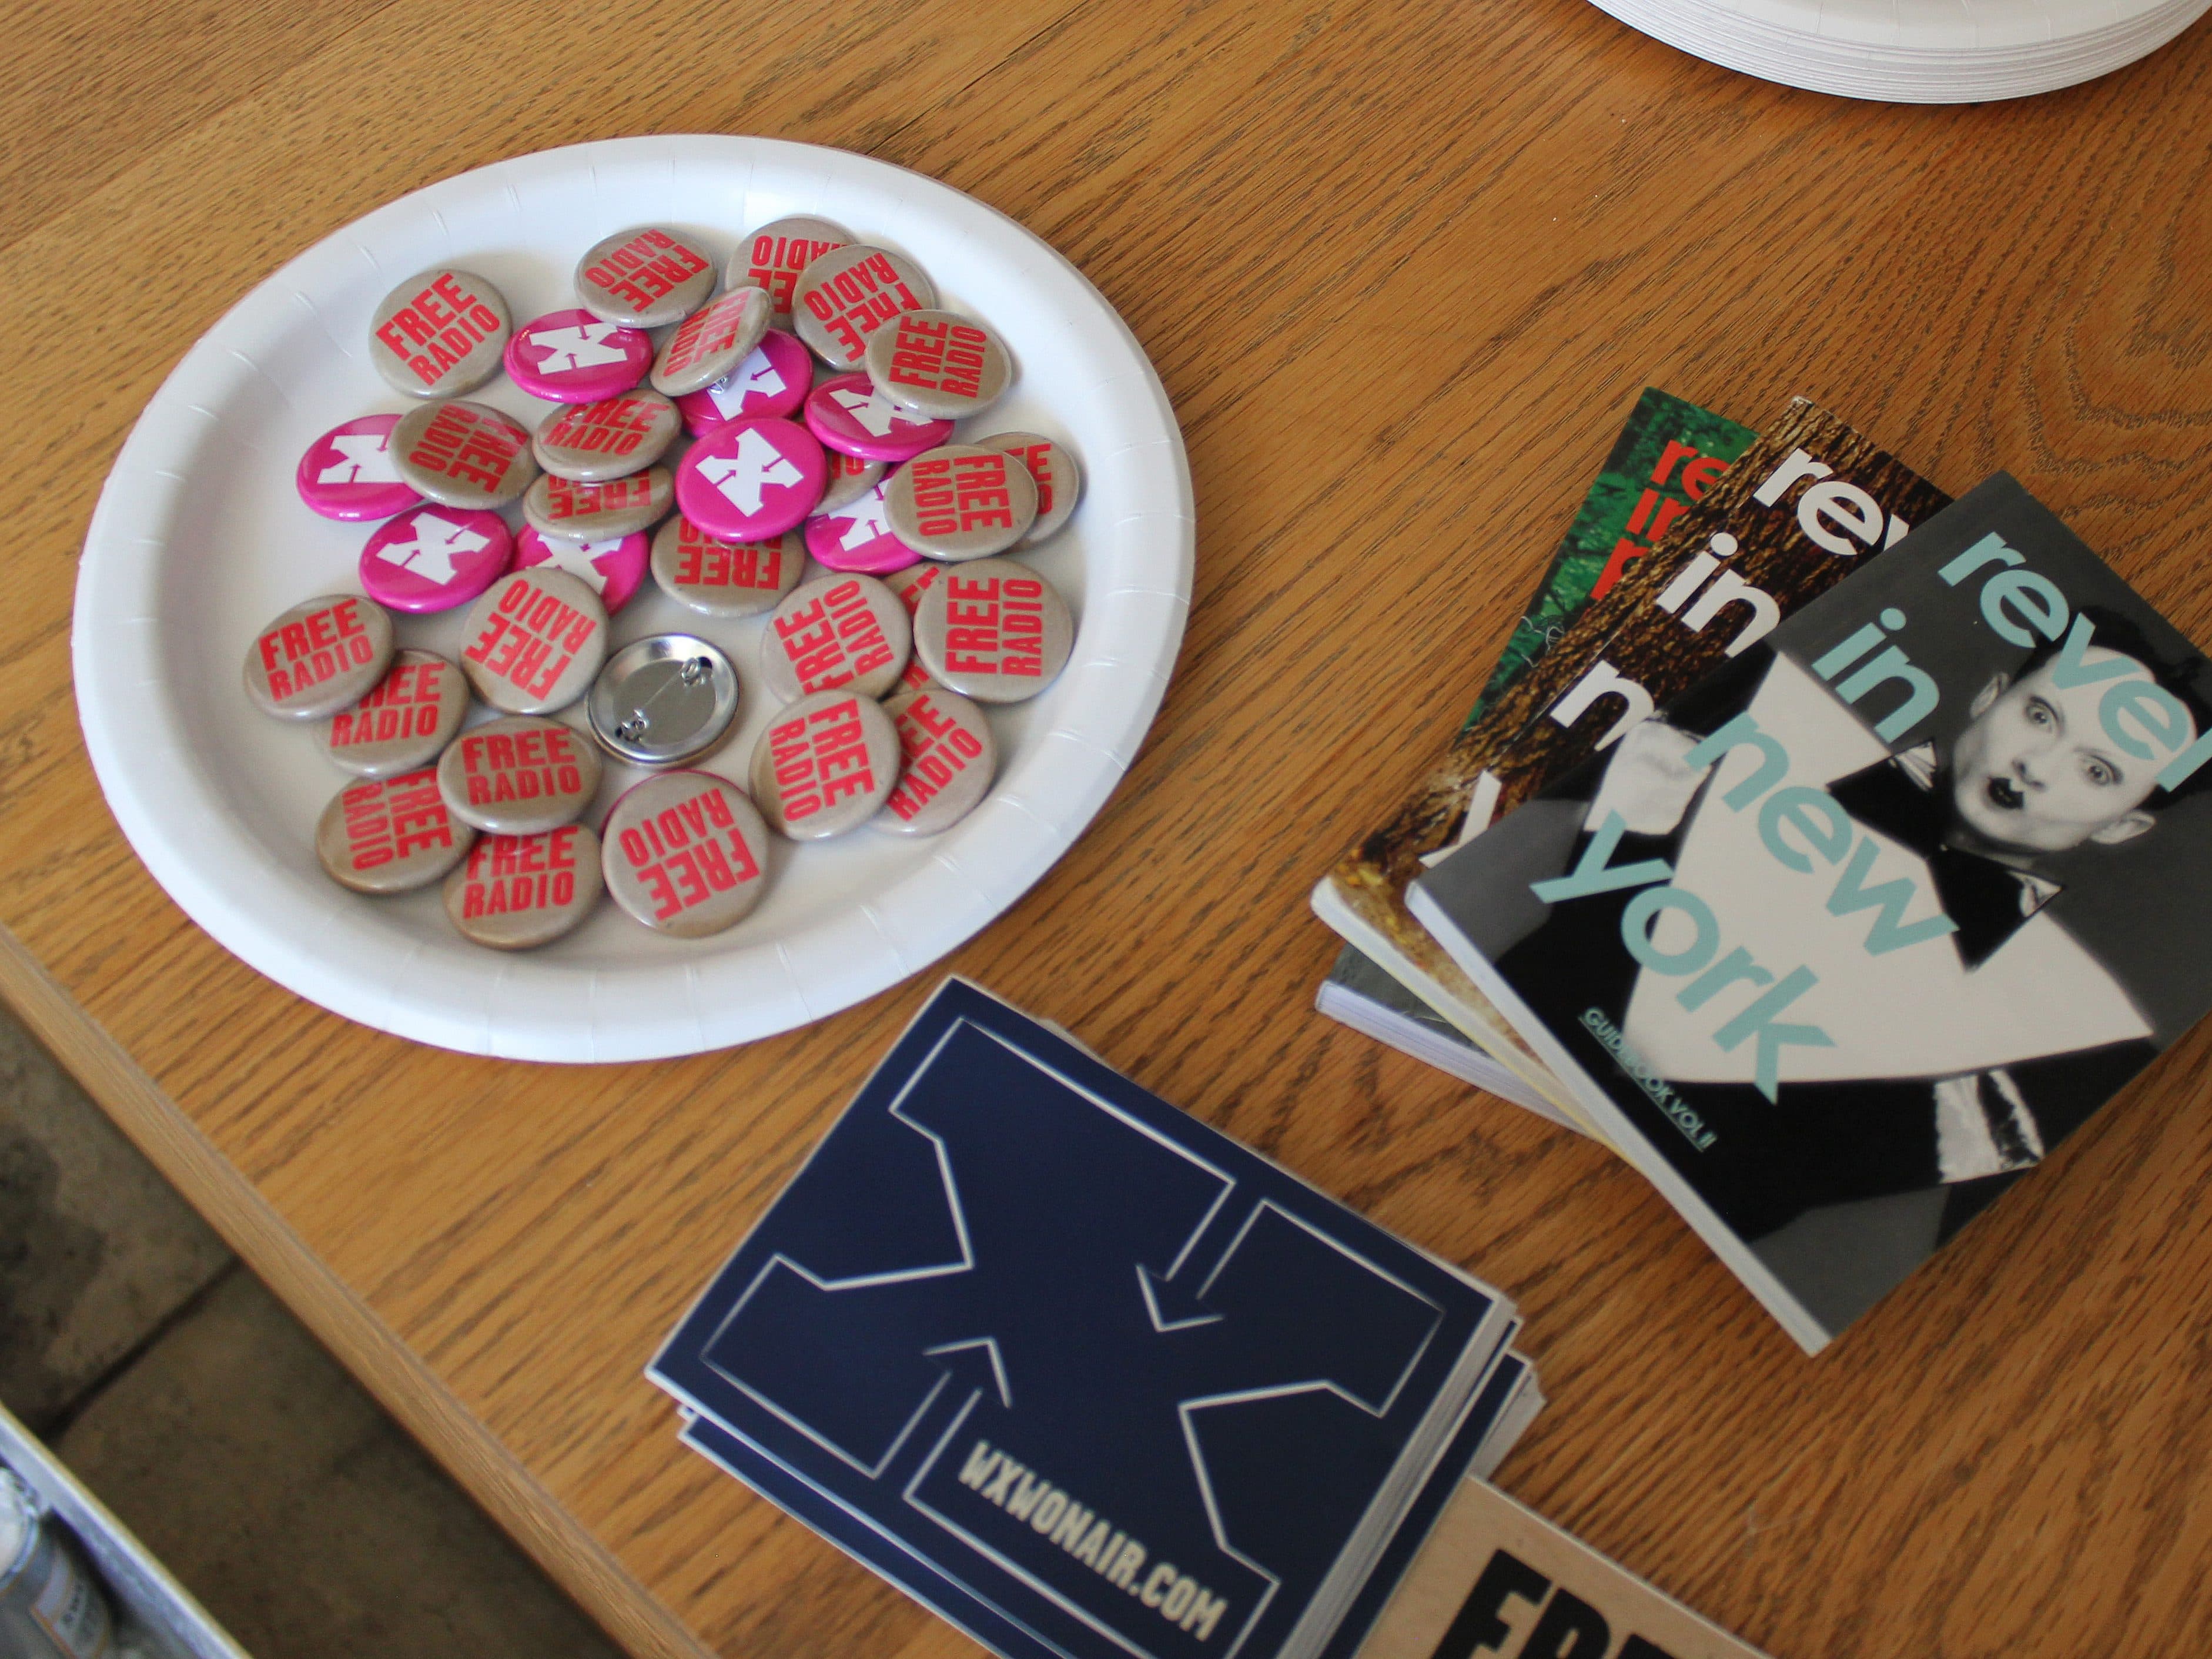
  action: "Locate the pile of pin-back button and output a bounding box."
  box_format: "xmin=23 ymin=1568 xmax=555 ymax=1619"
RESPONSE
xmin=256 ymin=220 xmax=1082 ymax=951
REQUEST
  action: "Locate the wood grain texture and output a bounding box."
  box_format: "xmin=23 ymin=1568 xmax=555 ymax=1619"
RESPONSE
xmin=8 ymin=4 xmax=2212 ymax=1655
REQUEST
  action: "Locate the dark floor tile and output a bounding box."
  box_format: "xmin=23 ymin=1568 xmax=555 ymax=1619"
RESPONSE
xmin=55 ymin=1268 xmax=624 ymax=1659
xmin=0 ymin=1012 xmax=232 ymax=1433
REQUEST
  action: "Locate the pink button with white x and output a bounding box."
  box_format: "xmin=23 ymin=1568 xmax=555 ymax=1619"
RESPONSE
xmin=296 ymin=415 xmax=423 ymax=521
xmin=803 ymin=372 xmax=953 ymax=463
xmin=504 ymin=307 xmax=653 ymax=403
xmin=672 ymin=329 xmax=812 ymax=433
xmin=805 ymin=477 xmax=919 ymax=576
xmin=675 ymin=416 xmax=827 ymax=542
xmin=358 ymin=505 xmax=514 ymax=613
xmin=514 ymin=525 xmax=650 ymax=614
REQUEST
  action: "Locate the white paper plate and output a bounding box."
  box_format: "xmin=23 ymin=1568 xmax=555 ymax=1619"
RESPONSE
xmin=1589 ymin=0 xmax=2210 ymax=100
xmin=73 ymin=137 xmax=1193 ymax=1062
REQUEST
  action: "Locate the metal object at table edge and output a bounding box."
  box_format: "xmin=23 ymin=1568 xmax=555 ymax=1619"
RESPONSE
xmin=0 ymin=1400 xmax=249 ymax=1659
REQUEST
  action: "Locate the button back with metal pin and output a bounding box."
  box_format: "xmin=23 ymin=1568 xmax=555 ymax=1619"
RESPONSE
xmin=588 ymin=634 xmax=742 ymax=768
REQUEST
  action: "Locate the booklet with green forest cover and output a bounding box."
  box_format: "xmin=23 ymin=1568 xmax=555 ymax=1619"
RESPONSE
xmin=1468 ymin=392 xmax=1759 ymax=725
xmin=1316 ymin=389 xmax=1756 ymax=1110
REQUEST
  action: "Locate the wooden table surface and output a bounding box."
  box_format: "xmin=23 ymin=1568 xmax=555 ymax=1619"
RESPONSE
xmin=10 ymin=5 xmax=2212 ymax=1655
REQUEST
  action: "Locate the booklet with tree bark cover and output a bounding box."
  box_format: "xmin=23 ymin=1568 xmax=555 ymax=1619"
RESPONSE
xmin=1313 ymin=390 xmax=1755 ymax=1112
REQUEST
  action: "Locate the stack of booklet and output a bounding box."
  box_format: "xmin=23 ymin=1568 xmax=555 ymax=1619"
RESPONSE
xmin=1317 ymin=395 xmax=2212 ymax=1353
xmin=652 ymin=979 xmax=1542 ymax=1659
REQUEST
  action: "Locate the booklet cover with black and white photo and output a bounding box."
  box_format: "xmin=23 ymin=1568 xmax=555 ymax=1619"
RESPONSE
xmin=1410 ymin=475 xmax=2212 ymax=1352
xmin=651 ymin=979 xmax=1531 ymax=1659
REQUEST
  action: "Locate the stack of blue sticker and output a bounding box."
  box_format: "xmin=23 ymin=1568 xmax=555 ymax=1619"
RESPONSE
xmin=651 ymin=979 xmax=1542 ymax=1659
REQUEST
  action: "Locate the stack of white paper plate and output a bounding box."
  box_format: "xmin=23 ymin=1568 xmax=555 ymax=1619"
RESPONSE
xmin=1590 ymin=0 xmax=2210 ymax=101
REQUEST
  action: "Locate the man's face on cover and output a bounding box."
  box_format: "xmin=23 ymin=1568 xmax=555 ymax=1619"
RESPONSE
xmin=1949 ymin=648 xmax=2187 ymax=854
